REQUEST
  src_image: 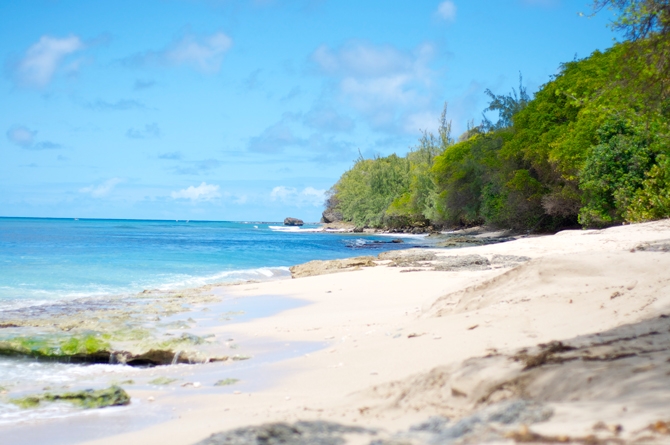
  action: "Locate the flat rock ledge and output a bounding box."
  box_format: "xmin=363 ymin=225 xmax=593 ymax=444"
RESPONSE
xmin=288 ymin=250 xmax=532 ymax=279
xmin=289 ymin=256 xmax=377 ymax=278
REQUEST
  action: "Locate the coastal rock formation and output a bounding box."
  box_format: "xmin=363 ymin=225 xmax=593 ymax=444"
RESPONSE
xmin=283 ymin=217 xmax=304 ymax=226
xmin=289 ymin=256 xmax=377 ymax=278
xmin=194 ymin=403 xmax=556 ymax=444
xmin=320 ymin=209 xmax=342 ymax=224
xmin=378 ymin=249 xmax=437 ymax=262
xmin=431 ymin=254 xmax=491 ymax=271
xmin=11 ymin=385 xmax=130 ymax=410
xmin=362 ymin=315 xmax=670 ymax=444
xmin=195 ymin=421 xmax=376 ymax=445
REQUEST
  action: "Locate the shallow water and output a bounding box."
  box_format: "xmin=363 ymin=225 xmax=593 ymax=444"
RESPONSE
xmin=0 ymin=217 xmax=421 ymax=308
xmin=0 ymin=218 xmax=425 ymax=430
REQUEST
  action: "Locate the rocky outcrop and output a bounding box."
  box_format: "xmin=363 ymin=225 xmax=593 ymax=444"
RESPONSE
xmin=289 ymin=256 xmax=377 ymax=278
xmin=195 ymin=421 xmax=376 ymax=445
xmin=321 ymin=209 xmax=342 ymax=224
xmin=284 ymin=217 xmax=304 ymax=226
xmin=0 ymin=332 xmax=229 ymax=366
xmin=11 ymin=385 xmax=130 ymax=410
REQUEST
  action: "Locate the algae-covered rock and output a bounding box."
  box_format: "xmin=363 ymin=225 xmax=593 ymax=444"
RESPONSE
xmin=0 ymin=333 xmax=112 ymax=363
xmin=149 ymin=377 xmax=178 ymax=385
xmin=289 ymin=256 xmax=376 ymax=278
xmin=0 ymin=330 xmax=220 ymax=366
xmin=10 ymin=385 xmax=130 ymax=409
xmin=214 ymin=378 xmax=240 ymax=386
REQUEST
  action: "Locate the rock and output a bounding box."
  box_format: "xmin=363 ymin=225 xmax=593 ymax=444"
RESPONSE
xmin=10 ymin=385 xmax=130 ymax=410
xmin=378 ymin=249 xmax=437 ymax=262
xmin=636 ymin=239 xmax=670 ymax=252
xmin=194 ymin=420 xmax=376 ymax=445
xmin=284 ymin=217 xmax=304 ymax=226
xmin=432 ymin=255 xmax=491 ymax=271
xmin=490 ymin=254 xmax=531 ymax=265
xmin=353 ymin=226 xmax=364 ymax=233
xmin=391 ymin=239 xmax=404 ymax=243
xmin=321 ymin=209 xmax=342 ymax=224
xmin=289 ymin=256 xmax=377 ymax=278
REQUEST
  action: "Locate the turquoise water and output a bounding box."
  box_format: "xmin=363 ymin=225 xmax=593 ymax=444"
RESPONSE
xmin=0 ymin=217 xmax=421 ymax=308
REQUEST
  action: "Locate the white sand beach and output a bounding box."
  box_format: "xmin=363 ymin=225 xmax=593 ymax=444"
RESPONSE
xmin=78 ymin=219 xmax=670 ymax=444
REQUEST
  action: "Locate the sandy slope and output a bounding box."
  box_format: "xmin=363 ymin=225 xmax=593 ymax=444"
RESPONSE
xmin=84 ymin=220 xmax=670 ymax=444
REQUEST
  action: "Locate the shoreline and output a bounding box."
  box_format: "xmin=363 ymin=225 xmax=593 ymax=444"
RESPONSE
xmin=2 ymin=220 xmax=670 ymax=444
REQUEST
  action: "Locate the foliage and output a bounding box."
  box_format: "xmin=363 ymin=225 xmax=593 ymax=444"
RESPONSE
xmin=579 ymin=116 xmax=657 ymax=226
xmin=329 ymin=154 xmax=411 ymax=228
xmin=331 ymin=104 xmax=453 ymax=228
xmin=327 ymin=31 xmax=670 ymax=231
xmin=626 ymin=154 xmax=670 ymax=220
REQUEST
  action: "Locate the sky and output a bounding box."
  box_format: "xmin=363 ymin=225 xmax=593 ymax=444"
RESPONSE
xmin=0 ymin=0 xmax=621 ymax=222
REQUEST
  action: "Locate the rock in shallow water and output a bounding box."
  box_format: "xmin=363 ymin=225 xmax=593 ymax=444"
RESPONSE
xmin=284 ymin=217 xmax=304 ymax=226
xmin=10 ymin=385 xmax=130 ymax=410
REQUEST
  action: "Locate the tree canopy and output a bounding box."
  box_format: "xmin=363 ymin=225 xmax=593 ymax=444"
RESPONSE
xmin=325 ymin=10 xmax=670 ymax=231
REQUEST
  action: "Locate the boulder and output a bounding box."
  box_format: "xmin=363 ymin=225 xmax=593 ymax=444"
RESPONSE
xmin=321 ymin=209 xmax=342 ymax=223
xmin=284 ymin=217 xmax=304 ymax=226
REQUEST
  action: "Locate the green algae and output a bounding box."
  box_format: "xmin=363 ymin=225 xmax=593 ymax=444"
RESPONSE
xmin=10 ymin=385 xmax=130 ymax=410
xmin=0 ymin=333 xmax=112 ymax=362
xmin=149 ymin=377 xmax=178 ymax=385
xmin=214 ymin=378 xmax=240 ymax=386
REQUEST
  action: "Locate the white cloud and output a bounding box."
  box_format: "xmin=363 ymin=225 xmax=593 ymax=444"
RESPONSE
xmin=6 ymin=124 xmax=63 ymax=150
xmin=171 ymin=182 xmax=221 ymax=201
xmin=270 ymin=186 xmax=325 ymax=207
xmin=166 ymin=32 xmax=232 ymax=73
xmin=124 ymin=32 xmax=232 ymax=74
xmin=79 ymin=178 xmax=124 ymax=198
xmin=14 ymin=35 xmax=83 ymax=87
xmin=6 ymin=125 xmax=36 ymax=148
xmin=311 ymin=41 xmax=438 ymax=134
xmin=436 ymin=1 xmax=457 ymax=21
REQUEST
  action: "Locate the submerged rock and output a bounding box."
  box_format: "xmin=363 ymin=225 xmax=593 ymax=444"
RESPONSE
xmin=289 ymin=256 xmax=377 ymax=278
xmin=10 ymin=385 xmax=130 ymax=410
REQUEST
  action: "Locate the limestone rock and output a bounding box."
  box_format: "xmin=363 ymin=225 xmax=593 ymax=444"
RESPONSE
xmin=289 ymin=256 xmax=376 ymax=278
xmin=284 ymin=217 xmax=304 ymax=226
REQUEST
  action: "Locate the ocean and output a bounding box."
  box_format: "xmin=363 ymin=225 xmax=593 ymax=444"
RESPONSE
xmin=0 ymin=217 xmax=428 ymax=430
xmin=0 ymin=217 xmax=421 ymax=308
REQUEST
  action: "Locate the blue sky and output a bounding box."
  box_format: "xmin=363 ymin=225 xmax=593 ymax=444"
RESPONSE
xmin=1 ymin=0 xmax=620 ymax=222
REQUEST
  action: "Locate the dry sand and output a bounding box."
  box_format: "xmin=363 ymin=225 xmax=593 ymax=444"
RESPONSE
xmin=81 ymin=220 xmax=670 ymax=444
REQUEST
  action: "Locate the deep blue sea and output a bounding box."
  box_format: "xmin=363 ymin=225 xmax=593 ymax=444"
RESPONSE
xmin=0 ymin=217 xmax=423 ymax=309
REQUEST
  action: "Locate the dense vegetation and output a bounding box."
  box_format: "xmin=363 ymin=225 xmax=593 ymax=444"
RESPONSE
xmin=325 ymin=0 xmax=670 ymax=231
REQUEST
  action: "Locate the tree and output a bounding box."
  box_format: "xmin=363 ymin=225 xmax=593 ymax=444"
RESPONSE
xmin=593 ymin=0 xmax=670 ymax=40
